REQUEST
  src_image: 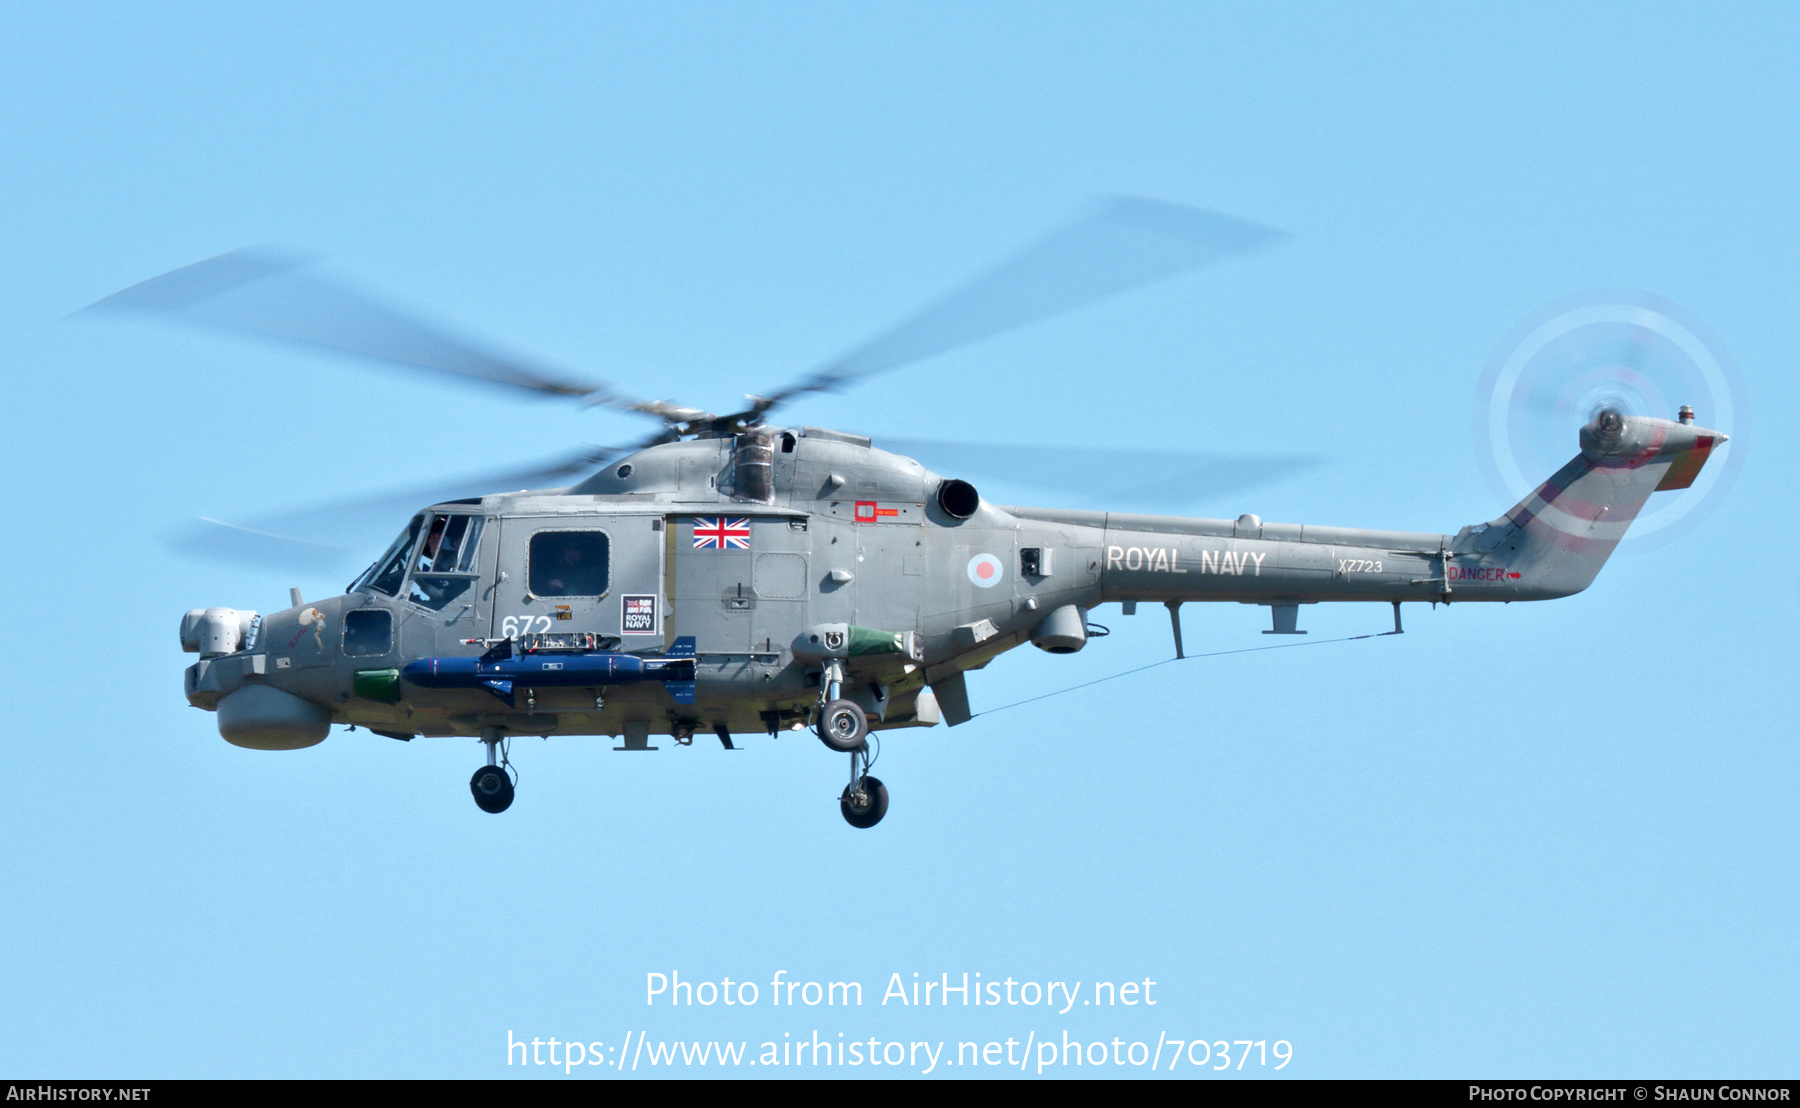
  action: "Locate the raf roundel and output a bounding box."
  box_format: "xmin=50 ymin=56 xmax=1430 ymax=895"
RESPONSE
xmin=966 ymin=553 xmax=1004 ymax=588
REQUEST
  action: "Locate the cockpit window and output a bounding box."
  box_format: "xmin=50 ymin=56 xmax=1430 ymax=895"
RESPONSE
xmin=528 ymin=530 xmax=610 ymax=597
xmin=408 ymin=574 xmax=475 ymax=611
xmin=404 ymin=514 xmax=484 ymax=611
xmin=355 ymin=516 xmax=424 ymax=597
xmin=413 ymin=514 xmax=483 ymax=574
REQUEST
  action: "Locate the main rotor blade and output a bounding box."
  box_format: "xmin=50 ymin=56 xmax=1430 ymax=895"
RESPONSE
xmin=754 ymin=197 xmax=1284 ymax=413
xmin=880 ymin=438 xmax=1323 ymax=509
xmin=170 ymin=446 xmax=630 ymax=572
xmin=85 ymin=249 xmax=646 ymax=408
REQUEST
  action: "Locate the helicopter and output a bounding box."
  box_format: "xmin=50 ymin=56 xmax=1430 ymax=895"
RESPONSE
xmin=95 ymin=198 xmax=1726 ymax=827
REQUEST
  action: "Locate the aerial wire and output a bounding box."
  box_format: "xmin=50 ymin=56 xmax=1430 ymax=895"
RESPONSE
xmin=970 ymin=624 xmax=1402 ymax=720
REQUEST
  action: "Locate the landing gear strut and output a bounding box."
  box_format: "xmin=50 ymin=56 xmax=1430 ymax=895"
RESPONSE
xmin=839 ymin=744 xmax=888 ymax=829
xmin=814 ymin=660 xmax=885 ymax=826
xmin=470 ymin=727 xmax=515 ymax=814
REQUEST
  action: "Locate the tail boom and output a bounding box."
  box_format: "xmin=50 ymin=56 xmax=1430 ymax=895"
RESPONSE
xmin=1017 ymin=412 xmax=1723 ymax=613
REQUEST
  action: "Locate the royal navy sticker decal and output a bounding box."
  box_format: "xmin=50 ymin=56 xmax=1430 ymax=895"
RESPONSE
xmin=622 ymin=594 xmax=659 ymax=634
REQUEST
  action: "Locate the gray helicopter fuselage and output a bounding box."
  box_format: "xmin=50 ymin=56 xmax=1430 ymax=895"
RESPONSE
xmin=181 ymin=412 xmax=1723 ymax=749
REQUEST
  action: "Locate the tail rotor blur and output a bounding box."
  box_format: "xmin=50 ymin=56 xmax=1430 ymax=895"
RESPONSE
xmin=1471 ymin=290 xmax=1747 ymax=552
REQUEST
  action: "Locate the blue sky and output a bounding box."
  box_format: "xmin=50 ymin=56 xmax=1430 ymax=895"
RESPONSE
xmin=0 ymin=2 xmax=1794 ymax=1078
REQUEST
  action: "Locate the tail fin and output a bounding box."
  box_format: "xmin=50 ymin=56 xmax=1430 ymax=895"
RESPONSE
xmin=1466 ymin=411 xmax=1725 ymax=598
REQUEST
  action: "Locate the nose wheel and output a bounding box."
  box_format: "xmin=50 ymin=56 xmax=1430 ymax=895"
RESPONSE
xmin=840 ymin=775 xmax=887 ymax=828
xmin=471 ymin=765 xmax=514 ymax=813
xmin=838 ymin=743 xmax=888 ymax=829
xmin=471 ymin=729 xmax=516 ymax=814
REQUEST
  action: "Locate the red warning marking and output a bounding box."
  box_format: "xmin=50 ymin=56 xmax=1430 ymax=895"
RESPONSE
xmin=1447 ymin=566 xmax=1513 ymax=582
xmin=854 ymin=501 xmax=900 ymax=523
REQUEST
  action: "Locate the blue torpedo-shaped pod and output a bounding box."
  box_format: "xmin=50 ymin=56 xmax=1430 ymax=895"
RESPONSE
xmin=400 ymin=638 xmax=697 ymax=706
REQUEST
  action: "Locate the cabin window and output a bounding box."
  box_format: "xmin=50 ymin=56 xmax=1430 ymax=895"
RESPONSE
xmin=343 ymin=609 xmax=392 ymax=656
xmin=528 ymin=531 xmax=611 ymax=597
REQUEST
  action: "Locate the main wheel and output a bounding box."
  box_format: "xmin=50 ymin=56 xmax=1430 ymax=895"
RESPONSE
xmin=839 ymin=775 xmax=889 ymax=829
xmin=470 ymin=765 xmax=514 ymax=814
xmin=816 ymin=699 xmax=868 ymax=752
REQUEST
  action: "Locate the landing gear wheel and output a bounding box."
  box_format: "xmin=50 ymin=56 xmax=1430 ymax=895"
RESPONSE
xmin=470 ymin=765 xmax=514 ymax=814
xmin=817 ymin=699 xmax=868 ymax=753
xmin=839 ymin=775 xmax=888 ymax=829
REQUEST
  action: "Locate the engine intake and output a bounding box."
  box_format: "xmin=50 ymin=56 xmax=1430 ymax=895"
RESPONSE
xmin=733 ymin=431 xmax=775 ymax=503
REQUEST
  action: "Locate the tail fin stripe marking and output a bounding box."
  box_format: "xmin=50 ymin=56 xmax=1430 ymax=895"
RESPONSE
xmin=1656 ymin=435 xmax=1715 ymax=491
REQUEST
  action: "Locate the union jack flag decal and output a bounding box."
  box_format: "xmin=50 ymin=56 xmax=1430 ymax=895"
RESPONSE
xmin=692 ymin=517 xmax=751 ymax=550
